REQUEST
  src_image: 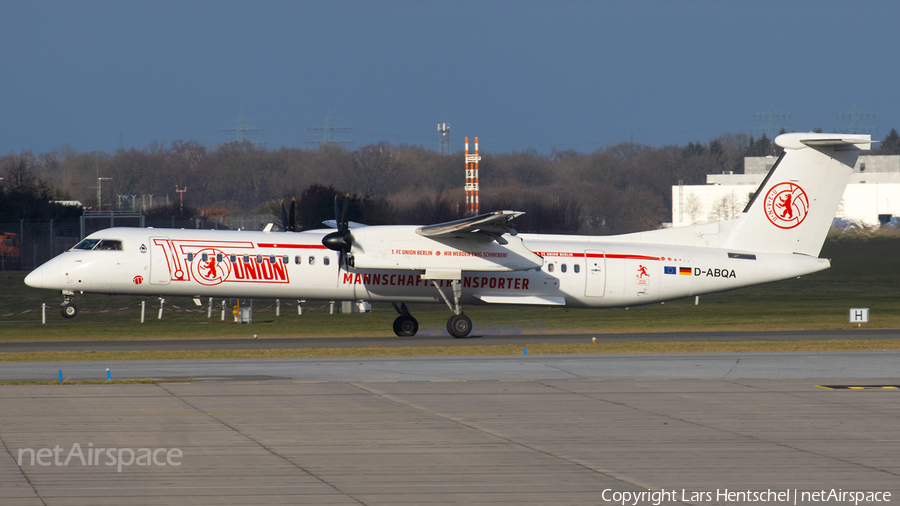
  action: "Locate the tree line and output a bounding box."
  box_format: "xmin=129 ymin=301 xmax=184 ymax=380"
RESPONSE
xmin=3 ymin=128 xmax=898 ymax=234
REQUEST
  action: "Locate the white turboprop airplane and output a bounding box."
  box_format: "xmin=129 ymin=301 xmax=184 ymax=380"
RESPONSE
xmin=25 ymin=133 xmax=871 ymax=337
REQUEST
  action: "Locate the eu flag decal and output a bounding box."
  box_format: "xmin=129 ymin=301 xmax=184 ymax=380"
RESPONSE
xmin=664 ymin=266 xmax=676 ymax=275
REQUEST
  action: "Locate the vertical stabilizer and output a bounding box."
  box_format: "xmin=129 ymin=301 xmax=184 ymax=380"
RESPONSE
xmin=722 ymin=133 xmax=872 ymax=256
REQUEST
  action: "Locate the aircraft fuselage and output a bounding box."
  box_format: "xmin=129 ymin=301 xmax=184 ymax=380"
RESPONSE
xmin=25 ymin=226 xmax=828 ymax=309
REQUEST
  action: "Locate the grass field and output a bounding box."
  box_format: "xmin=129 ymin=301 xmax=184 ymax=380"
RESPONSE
xmin=1 ymin=234 xmax=898 ymax=344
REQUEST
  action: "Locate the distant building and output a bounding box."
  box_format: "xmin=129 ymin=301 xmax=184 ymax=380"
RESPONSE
xmin=671 ymin=155 xmax=900 ymax=228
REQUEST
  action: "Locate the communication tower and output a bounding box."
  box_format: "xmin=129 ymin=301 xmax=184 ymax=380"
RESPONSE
xmin=752 ymin=108 xmax=791 ymax=139
xmin=835 ymin=107 xmax=876 ymax=135
xmin=222 ymin=113 xmax=264 ymax=144
xmin=308 ymin=114 xmax=352 ymax=145
xmin=438 ymin=123 xmax=450 ymax=155
xmin=465 ymin=137 xmax=481 ymax=216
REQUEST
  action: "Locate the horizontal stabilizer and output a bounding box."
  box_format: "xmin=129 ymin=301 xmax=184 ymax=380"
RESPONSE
xmin=776 ymin=132 xmax=873 ymax=150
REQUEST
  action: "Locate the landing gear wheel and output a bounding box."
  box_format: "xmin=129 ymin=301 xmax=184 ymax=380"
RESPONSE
xmin=447 ymin=314 xmax=472 ymax=338
xmin=393 ymin=315 xmax=418 ymax=337
xmin=60 ymin=303 xmax=78 ymax=319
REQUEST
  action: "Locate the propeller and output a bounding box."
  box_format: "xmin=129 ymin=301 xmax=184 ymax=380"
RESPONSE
xmin=322 ymin=194 xmax=353 ymax=268
xmin=288 ymin=198 xmax=296 ymax=232
xmin=281 ymin=198 xmax=297 ymax=232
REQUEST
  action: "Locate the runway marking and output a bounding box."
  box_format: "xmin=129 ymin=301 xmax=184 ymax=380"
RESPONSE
xmin=817 ymin=385 xmax=900 ymax=390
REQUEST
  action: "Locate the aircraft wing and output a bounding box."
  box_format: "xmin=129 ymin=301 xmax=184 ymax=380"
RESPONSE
xmin=416 ymin=210 xmax=523 ymax=244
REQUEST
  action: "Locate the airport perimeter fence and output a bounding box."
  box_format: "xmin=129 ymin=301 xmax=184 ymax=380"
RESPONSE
xmin=1 ymin=214 xmax=277 ymax=271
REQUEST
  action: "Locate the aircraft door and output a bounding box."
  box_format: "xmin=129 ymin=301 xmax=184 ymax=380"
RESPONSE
xmin=149 ymin=237 xmax=172 ymax=285
xmin=584 ymin=250 xmax=605 ymax=297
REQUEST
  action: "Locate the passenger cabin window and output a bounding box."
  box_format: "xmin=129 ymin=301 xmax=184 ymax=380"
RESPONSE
xmin=574 ymin=264 xmax=580 ymax=273
xmin=201 ymin=253 xmax=209 ymax=262
xmin=256 ymin=254 xmax=263 ymax=263
xmin=243 ymin=254 xmax=250 ymax=263
xmin=295 ymin=255 xmax=302 ymax=265
xmin=324 ymin=257 xmax=330 ymax=266
xmin=282 ymin=255 xmax=289 ymax=264
xmin=187 ymin=253 xmax=194 ymax=262
xmin=548 ymin=263 xmax=555 ymax=272
xmin=269 ymin=255 xmax=276 ymax=264
xmin=309 ymin=256 xmax=316 ymax=265
xmin=230 ymin=254 xmax=237 ymax=263
xmin=561 ymin=264 xmax=567 ymax=273
xmin=216 ymin=253 xmax=223 ymax=262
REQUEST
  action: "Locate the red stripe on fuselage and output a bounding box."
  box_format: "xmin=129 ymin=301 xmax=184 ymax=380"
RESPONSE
xmin=535 ymin=251 xmax=661 ymax=261
xmin=256 ymin=243 xmax=328 ymax=249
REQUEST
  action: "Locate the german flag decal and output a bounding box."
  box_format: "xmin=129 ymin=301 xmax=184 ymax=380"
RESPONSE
xmin=679 ymin=267 xmax=692 ymax=275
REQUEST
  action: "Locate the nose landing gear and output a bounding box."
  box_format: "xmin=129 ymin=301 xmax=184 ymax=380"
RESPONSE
xmin=60 ymin=291 xmax=78 ymax=318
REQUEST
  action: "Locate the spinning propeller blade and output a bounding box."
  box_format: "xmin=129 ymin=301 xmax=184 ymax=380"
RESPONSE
xmin=322 ymin=194 xmax=354 ymax=268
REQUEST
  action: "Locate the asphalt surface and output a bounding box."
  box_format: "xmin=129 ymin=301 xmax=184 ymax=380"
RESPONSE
xmin=2 ymin=359 xmax=898 ymax=505
xmin=1 ymin=328 xmax=897 ymax=353
xmin=2 ymin=350 xmax=899 ymax=382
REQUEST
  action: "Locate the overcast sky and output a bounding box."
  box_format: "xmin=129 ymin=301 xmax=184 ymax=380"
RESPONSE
xmin=3 ymin=0 xmax=898 ymax=155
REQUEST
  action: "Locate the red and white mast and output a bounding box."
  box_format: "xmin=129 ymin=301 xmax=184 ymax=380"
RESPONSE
xmin=465 ymin=136 xmax=481 ymax=215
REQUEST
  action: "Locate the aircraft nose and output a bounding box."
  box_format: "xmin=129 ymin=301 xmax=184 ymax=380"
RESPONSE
xmin=24 ymin=267 xmax=43 ymax=288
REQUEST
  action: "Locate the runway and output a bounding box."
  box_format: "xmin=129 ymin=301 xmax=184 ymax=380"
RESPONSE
xmin=2 ymin=347 xmax=899 ymax=504
xmin=1 ymin=328 xmax=897 ymax=353
xmin=2 ymin=350 xmax=900 ymax=382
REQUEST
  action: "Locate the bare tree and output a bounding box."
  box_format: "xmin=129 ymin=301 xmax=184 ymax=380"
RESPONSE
xmin=685 ymin=193 xmax=704 ymax=224
xmin=0 ymin=151 xmax=38 ymax=193
xmin=707 ymin=191 xmax=746 ymax=222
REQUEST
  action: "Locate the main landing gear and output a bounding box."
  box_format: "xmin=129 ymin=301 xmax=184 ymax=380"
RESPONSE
xmin=390 ymin=279 xmax=474 ymax=339
xmin=433 ymin=279 xmax=472 ymax=338
xmin=60 ymin=290 xmax=78 ymax=318
xmin=391 ymin=303 xmax=418 ymax=337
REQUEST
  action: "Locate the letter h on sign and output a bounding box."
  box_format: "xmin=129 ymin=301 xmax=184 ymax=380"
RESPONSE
xmin=849 ymin=308 xmax=869 ymax=323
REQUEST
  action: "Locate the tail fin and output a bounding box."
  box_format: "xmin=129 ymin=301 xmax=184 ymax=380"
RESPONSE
xmin=722 ymin=132 xmax=873 ymax=256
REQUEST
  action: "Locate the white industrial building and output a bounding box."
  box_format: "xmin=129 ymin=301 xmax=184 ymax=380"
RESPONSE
xmin=671 ymin=155 xmax=900 ymax=227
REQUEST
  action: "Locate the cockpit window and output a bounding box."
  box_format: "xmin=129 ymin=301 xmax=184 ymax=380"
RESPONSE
xmin=72 ymin=239 xmax=101 ymax=250
xmin=95 ymin=240 xmax=123 ymax=251
xmin=72 ymin=239 xmax=122 ymax=251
